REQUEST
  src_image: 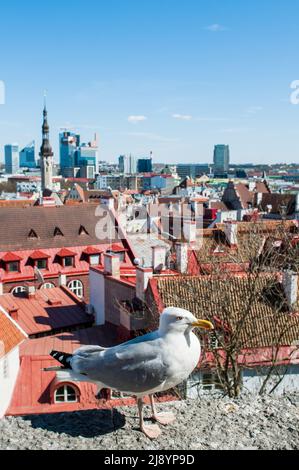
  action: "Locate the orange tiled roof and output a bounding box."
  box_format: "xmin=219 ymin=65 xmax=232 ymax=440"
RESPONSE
xmin=0 ymin=310 xmax=27 ymax=358
xmin=154 ymin=275 xmax=299 ymax=349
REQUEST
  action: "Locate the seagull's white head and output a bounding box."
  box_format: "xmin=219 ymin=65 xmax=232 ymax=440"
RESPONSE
xmin=159 ymin=307 xmax=214 ymax=336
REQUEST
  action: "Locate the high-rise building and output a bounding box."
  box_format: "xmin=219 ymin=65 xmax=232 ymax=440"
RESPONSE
xmin=213 ymin=145 xmax=230 ymax=175
xmin=137 ymin=157 xmax=153 ymax=174
xmin=5 ymin=144 xmax=19 ymax=174
xmin=19 ymin=141 xmax=36 ymax=168
xmin=59 ymin=131 xmax=80 ymax=176
xmin=119 ymin=154 xmax=137 ymax=174
xmin=40 ymin=104 xmax=54 ymax=192
xmin=60 ymin=132 xmax=98 ymax=177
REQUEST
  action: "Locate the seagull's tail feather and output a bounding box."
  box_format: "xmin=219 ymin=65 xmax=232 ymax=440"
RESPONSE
xmin=50 ymin=350 xmax=73 ymax=369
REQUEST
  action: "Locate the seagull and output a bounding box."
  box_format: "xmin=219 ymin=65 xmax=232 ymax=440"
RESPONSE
xmin=49 ymin=307 xmax=213 ymax=439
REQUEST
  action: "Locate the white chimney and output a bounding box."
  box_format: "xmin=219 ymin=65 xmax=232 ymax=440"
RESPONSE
xmin=183 ymin=220 xmax=197 ymax=243
xmin=152 ymin=246 xmax=166 ymax=272
xmin=175 ymin=243 xmax=188 ymax=274
xmin=104 ymin=253 xmax=120 ymax=278
xmin=282 ymin=271 xmax=298 ymax=310
xmin=296 ymin=193 xmax=299 ymax=213
xmin=224 ymin=221 xmax=238 ymax=246
xmin=256 ymin=192 xmax=263 ymax=206
xmin=59 ymin=274 xmax=67 ymax=287
xmin=0 ymin=282 xmax=3 ymax=296
xmin=136 ymin=267 xmax=153 ymax=301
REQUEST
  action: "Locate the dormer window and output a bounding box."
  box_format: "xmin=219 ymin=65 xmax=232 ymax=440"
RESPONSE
xmin=29 ymin=251 xmax=50 ymax=270
xmin=54 ymin=227 xmax=64 ymax=237
xmin=64 ymin=256 xmax=74 ymax=267
xmin=82 ymin=247 xmax=103 ymax=266
xmin=28 ymin=229 xmax=38 ymax=239
xmin=79 ymin=225 xmax=89 ymax=236
xmin=56 ymin=248 xmax=76 ymax=268
xmin=107 ymin=244 xmax=127 ymax=263
xmin=1 ymin=252 xmax=22 ymax=273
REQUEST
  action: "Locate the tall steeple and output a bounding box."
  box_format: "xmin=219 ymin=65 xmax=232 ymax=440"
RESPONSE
xmin=40 ymin=95 xmax=54 ymax=192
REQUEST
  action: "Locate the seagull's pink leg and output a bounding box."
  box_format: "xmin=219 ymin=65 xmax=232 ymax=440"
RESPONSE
xmin=150 ymin=395 xmax=176 ymax=426
xmin=137 ymin=397 xmax=162 ymax=439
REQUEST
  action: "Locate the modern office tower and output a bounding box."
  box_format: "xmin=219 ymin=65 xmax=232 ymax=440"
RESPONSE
xmin=19 ymin=141 xmax=36 ymax=168
xmin=60 ymin=131 xmax=98 ymax=177
xmin=137 ymin=157 xmax=153 ymax=173
xmin=5 ymin=144 xmax=19 ymax=174
xmin=59 ymin=131 xmax=80 ymax=176
xmin=177 ymin=163 xmax=211 ymax=180
xmin=213 ymin=145 xmax=230 ymax=175
xmin=40 ymin=103 xmax=54 ymax=192
xmin=119 ymin=154 xmax=137 ymax=174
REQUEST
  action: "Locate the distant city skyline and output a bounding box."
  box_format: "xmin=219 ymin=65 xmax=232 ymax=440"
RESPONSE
xmin=0 ymin=0 xmax=299 ymax=165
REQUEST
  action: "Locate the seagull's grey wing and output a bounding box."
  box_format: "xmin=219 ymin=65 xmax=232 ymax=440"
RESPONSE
xmin=71 ymin=339 xmax=169 ymax=394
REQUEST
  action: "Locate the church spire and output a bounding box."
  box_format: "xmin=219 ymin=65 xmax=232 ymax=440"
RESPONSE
xmin=39 ymin=96 xmax=54 ymax=192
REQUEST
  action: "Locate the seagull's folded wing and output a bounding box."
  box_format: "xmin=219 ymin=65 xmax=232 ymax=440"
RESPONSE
xmin=72 ymin=340 xmax=169 ymax=394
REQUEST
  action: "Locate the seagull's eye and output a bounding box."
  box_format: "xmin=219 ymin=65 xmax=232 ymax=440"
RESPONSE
xmin=176 ymin=317 xmax=183 ymax=321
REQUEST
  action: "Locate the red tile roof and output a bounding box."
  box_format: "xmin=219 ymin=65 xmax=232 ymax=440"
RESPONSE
xmin=29 ymin=250 xmax=51 ymax=260
xmin=83 ymin=247 xmax=104 ymax=255
xmin=56 ymin=248 xmax=77 ymax=258
xmin=0 ymin=243 xmax=133 ymax=284
xmin=110 ymin=244 xmax=128 ymax=253
xmin=1 ymin=252 xmax=23 ymax=262
xmin=0 ymin=308 xmax=27 ymax=357
xmin=7 ymin=326 xmax=123 ymax=416
xmin=0 ymin=287 xmax=93 ymax=337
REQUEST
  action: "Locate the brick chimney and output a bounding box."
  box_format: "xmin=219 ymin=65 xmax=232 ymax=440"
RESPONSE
xmin=104 ymin=253 xmax=120 ymax=278
xmin=282 ymin=271 xmax=298 ymax=310
xmin=25 ymin=285 xmax=36 ymax=299
xmin=224 ymin=221 xmax=238 ymax=247
xmin=175 ymin=243 xmax=189 ymax=274
xmin=136 ymin=267 xmax=153 ymax=301
xmin=152 ymin=246 xmax=166 ymax=272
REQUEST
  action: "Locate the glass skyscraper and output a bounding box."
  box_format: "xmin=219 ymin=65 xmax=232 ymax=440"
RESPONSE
xmin=213 ymin=145 xmax=230 ymax=175
xmin=19 ymin=141 xmax=36 ymax=168
xmin=59 ymin=131 xmax=98 ymax=177
xmin=59 ymin=131 xmax=80 ymax=175
xmin=5 ymin=144 xmax=19 ymax=174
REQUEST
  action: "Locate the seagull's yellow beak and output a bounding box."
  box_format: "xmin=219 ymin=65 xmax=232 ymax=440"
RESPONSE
xmin=192 ymin=319 xmax=214 ymax=330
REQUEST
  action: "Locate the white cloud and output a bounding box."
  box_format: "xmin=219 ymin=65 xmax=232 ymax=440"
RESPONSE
xmin=172 ymin=113 xmax=193 ymax=121
xmin=128 ymin=115 xmax=148 ymax=124
xmin=205 ymin=24 xmax=228 ymax=32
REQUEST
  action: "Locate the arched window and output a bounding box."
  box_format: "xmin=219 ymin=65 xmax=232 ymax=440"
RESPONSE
xmin=54 ymin=385 xmax=78 ymax=403
xmin=68 ymin=280 xmax=84 ymax=299
xmin=40 ymin=283 xmax=55 ymax=290
xmin=11 ymin=286 xmax=26 ymax=295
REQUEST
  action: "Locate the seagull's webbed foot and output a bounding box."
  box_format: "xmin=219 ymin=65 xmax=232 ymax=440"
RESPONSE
xmin=152 ymin=412 xmax=176 ymax=426
xmin=141 ymin=423 xmax=162 ymax=440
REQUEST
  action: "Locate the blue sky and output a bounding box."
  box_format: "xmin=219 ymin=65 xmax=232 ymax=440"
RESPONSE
xmin=0 ymin=0 xmax=299 ymax=165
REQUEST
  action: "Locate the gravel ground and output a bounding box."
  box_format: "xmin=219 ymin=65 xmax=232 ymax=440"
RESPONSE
xmin=1 ymin=394 xmax=299 ymax=450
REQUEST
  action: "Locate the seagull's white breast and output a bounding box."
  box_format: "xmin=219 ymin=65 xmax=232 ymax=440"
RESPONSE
xmin=152 ymin=331 xmax=201 ymax=394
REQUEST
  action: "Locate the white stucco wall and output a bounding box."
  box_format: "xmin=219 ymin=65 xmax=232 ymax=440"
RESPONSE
xmin=186 ymin=366 xmax=299 ymax=399
xmin=0 ymin=347 xmax=20 ymax=418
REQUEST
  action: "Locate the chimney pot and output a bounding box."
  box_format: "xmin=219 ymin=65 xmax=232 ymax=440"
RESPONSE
xmin=136 ymin=267 xmax=153 ymax=301
xmin=282 ymin=270 xmax=298 ymax=311
xmin=104 ymin=253 xmax=120 ymax=278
